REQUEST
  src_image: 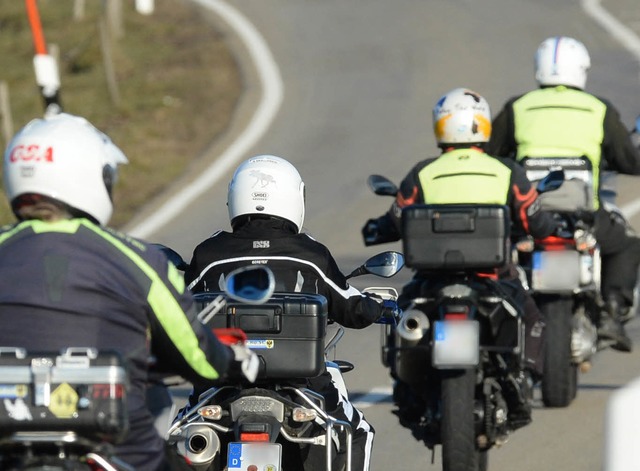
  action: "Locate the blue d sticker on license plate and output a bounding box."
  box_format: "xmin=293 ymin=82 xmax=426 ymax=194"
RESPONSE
xmin=433 ymin=320 xmax=480 ymax=368
xmin=228 ymin=442 xmax=281 ymax=470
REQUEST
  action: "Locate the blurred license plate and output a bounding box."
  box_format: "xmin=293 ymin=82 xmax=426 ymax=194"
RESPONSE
xmin=433 ymin=320 xmax=479 ymax=368
xmin=227 ymin=442 xmax=281 ymax=470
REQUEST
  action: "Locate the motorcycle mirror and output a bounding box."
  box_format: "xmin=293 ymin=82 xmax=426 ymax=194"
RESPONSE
xmin=367 ymin=174 xmax=398 ymax=197
xmin=536 ymin=169 xmax=565 ymax=194
xmin=225 ymin=265 xmax=275 ymax=304
xmin=346 ymin=251 xmax=405 ymax=279
xmin=152 ymin=244 xmax=189 ymax=271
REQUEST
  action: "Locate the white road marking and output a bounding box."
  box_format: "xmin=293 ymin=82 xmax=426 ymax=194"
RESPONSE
xmin=352 ymin=385 xmax=393 ymax=409
xmin=128 ymin=0 xmax=283 ymax=239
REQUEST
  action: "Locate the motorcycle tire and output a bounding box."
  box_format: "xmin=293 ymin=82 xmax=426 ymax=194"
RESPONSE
xmin=540 ymin=297 xmax=577 ymax=408
xmin=441 ymin=368 xmax=487 ymax=471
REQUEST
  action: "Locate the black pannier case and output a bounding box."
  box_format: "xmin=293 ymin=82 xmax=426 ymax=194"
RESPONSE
xmin=0 ymin=347 xmax=128 ymax=443
xmin=402 ymin=204 xmax=511 ymax=270
xmin=195 ymin=293 xmax=328 ymax=380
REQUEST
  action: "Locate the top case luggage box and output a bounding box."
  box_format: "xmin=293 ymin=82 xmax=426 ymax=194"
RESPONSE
xmin=195 ymin=293 xmax=328 ymax=380
xmin=402 ymin=204 xmax=511 ymax=271
xmin=522 ymin=156 xmax=595 ymax=212
xmin=0 ymin=347 xmax=128 ymax=443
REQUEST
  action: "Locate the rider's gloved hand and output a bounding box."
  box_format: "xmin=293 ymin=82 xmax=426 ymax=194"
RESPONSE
xmin=362 ymin=218 xmax=381 ymax=246
xmin=379 ymin=299 xmax=399 ymax=324
xmin=362 ymin=215 xmax=401 ymax=246
xmin=551 ymin=213 xmax=572 ymax=238
xmin=227 ymin=344 xmax=260 ymax=383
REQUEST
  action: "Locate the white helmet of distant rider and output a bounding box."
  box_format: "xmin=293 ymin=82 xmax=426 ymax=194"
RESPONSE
xmin=3 ymin=113 xmax=128 ymax=225
xmin=228 ymin=155 xmax=306 ymax=232
xmin=535 ymin=36 xmax=591 ymax=90
xmin=433 ymin=87 xmax=492 ymax=147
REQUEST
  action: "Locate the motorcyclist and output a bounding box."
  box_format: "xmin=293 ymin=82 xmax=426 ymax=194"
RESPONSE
xmin=486 ymin=36 xmax=640 ymax=352
xmin=0 ymin=113 xmax=258 ymax=471
xmin=184 ymin=155 xmax=388 ymax=471
xmin=361 ymin=87 xmax=558 ymax=427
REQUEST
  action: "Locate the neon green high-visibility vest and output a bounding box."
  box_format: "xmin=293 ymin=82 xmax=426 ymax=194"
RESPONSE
xmin=418 ymin=148 xmax=511 ymax=204
xmin=512 ymin=86 xmax=606 ymax=207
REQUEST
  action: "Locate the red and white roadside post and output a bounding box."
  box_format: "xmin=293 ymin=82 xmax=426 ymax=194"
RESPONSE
xmin=25 ymin=0 xmax=62 ymax=115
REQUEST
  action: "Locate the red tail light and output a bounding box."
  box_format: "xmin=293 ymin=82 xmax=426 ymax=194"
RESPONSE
xmin=240 ymin=432 xmax=270 ymax=442
xmin=443 ymin=306 xmax=469 ymax=320
xmin=537 ymin=235 xmax=575 ymax=250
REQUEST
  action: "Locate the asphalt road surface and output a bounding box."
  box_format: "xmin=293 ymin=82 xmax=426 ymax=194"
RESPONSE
xmin=134 ymin=0 xmax=640 ymax=469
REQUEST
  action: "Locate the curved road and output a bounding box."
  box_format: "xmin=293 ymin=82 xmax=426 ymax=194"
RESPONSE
xmin=129 ymin=0 xmax=640 ymax=469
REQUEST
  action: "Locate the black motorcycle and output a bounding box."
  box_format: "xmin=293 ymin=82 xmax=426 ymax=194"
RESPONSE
xmin=166 ymin=251 xmax=404 ymax=471
xmin=364 ymin=172 xmax=563 ymax=471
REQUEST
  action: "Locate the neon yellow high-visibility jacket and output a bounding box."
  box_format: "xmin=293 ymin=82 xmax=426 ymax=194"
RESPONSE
xmin=487 ymin=86 xmax=640 ymax=208
xmin=381 ymin=147 xmax=556 ymax=240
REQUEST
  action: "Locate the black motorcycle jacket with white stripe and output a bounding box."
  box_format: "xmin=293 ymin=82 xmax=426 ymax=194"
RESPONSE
xmin=185 ymin=217 xmax=384 ymax=329
xmin=0 ymin=218 xmax=233 ymax=471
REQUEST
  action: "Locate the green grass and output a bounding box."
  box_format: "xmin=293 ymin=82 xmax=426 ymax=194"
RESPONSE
xmin=0 ymin=0 xmax=241 ymax=227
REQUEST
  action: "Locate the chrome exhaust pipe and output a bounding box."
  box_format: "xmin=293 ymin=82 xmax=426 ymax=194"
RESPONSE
xmin=396 ymin=309 xmax=429 ymax=346
xmin=175 ymin=424 xmax=220 ymax=469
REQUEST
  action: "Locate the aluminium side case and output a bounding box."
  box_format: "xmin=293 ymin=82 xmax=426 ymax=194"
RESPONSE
xmin=0 ymin=347 xmax=129 ymax=443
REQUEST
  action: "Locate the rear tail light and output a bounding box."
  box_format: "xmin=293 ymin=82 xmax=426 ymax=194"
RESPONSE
xmin=443 ymin=306 xmax=469 ymax=320
xmin=240 ymin=432 xmax=270 ymax=442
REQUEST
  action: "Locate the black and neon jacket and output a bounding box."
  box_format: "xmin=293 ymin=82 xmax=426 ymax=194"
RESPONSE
xmin=0 ymin=218 xmax=232 ymax=471
xmin=486 ymin=86 xmax=640 ymax=208
xmin=378 ymin=147 xmax=556 ymax=241
xmin=185 ymin=217 xmax=383 ymax=329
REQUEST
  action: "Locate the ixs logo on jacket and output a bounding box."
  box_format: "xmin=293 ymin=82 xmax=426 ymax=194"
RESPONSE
xmin=9 ymin=145 xmax=54 ymax=163
xmin=253 ymin=240 xmax=270 ymax=249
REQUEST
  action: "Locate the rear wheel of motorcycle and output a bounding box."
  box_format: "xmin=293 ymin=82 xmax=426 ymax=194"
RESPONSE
xmin=540 ymin=297 xmax=577 ymax=408
xmin=441 ymin=368 xmax=486 ymax=471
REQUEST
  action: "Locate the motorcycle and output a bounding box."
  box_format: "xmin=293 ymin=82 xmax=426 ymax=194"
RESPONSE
xmin=364 ymin=171 xmax=563 ymax=471
xmin=165 ymin=251 xmax=404 ymax=471
xmin=515 ymin=158 xmax=616 ymax=408
xmin=0 ymin=264 xmax=275 ymax=471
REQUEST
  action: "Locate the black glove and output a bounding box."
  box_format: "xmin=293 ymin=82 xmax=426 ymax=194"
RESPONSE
xmin=552 ymin=213 xmax=572 ymax=238
xmin=362 ymin=218 xmax=382 ymax=246
xmin=379 ymin=299 xmax=399 ymax=324
xmin=361 ymin=215 xmax=400 ymax=246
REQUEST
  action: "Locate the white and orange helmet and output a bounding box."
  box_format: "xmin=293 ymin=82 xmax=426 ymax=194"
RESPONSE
xmin=433 ymin=88 xmax=492 ymax=146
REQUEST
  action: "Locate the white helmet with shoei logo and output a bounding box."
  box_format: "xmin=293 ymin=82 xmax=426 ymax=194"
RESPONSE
xmin=3 ymin=113 xmax=128 ymax=225
xmin=433 ymin=87 xmax=492 ymax=146
xmin=535 ymin=36 xmax=591 ymax=90
xmin=228 ymin=155 xmax=306 ymax=232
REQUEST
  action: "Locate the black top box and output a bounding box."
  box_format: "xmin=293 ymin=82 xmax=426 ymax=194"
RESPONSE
xmin=195 ymin=293 xmax=328 ymax=380
xmin=402 ymin=204 xmax=511 ymax=271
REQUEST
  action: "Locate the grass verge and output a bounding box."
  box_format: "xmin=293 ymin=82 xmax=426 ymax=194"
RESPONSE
xmin=0 ymin=0 xmax=241 ymax=227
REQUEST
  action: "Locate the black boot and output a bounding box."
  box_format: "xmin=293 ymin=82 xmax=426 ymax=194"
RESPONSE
xmin=598 ymin=304 xmax=632 ymax=353
xmin=506 ymin=371 xmax=533 ymax=430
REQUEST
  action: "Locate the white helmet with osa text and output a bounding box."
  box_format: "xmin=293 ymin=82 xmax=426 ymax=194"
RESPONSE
xmin=3 ymin=113 xmax=128 ymax=225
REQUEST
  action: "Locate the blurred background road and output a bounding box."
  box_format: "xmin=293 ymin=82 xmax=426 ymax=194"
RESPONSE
xmin=132 ymin=1 xmax=640 ymax=469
